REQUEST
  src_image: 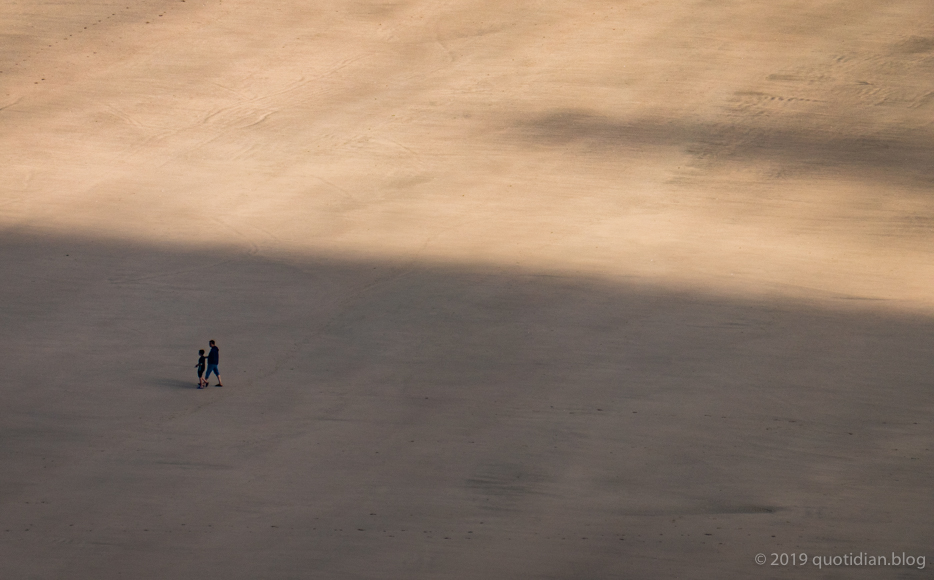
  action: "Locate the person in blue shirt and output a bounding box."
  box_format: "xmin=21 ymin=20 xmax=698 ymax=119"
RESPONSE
xmin=204 ymin=340 xmax=223 ymax=387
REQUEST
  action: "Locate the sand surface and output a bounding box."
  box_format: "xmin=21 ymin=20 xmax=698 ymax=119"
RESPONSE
xmin=2 ymin=1 xmax=933 ymax=578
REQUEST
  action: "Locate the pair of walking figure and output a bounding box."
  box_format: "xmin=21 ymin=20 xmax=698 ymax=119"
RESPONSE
xmin=196 ymin=340 xmax=223 ymax=388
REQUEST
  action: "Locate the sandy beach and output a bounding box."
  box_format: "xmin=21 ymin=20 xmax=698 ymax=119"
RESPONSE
xmin=2 ymin=1 xmax=933 ymax=578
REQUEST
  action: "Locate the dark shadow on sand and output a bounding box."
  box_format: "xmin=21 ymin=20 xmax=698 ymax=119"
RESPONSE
xmin=1 ymin=230 xmax=932 ymax=579
xmin=511 ymin=110 xmax=934 ymax=184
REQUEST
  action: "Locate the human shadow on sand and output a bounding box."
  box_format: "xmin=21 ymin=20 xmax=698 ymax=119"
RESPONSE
xmin=155 ymin=378 xmax=201 ymax=390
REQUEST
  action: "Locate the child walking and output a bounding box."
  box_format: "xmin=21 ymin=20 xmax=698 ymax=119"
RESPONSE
xmin=196 ymin=349 xmax=207 ymax=388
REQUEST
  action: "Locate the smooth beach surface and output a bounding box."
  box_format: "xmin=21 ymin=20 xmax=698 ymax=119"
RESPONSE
xmin=1 ymin=1 xmax=933 ymax=578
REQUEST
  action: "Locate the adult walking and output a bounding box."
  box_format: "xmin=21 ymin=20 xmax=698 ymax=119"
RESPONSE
xmin=204 ymin=340 xmax=223 ymax=387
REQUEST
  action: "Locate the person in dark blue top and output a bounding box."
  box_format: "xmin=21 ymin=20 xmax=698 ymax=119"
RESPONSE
xmin=204 ymin=340 xmax=223 ymax=387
